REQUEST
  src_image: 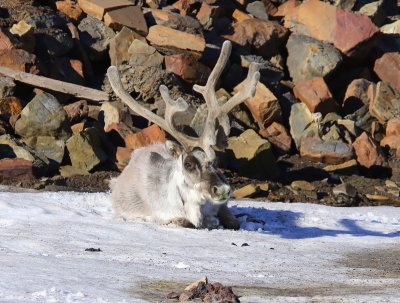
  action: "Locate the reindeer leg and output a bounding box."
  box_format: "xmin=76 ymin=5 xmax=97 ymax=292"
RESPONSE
xmin=218 ymin=204 xmax=240 ymax=230
xmin=169 ymin=217 xmax=195 ymax=229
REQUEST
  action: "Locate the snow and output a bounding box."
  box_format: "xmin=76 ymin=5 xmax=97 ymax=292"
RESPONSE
xmin=0 ymin=190 xmax=399 ymax=303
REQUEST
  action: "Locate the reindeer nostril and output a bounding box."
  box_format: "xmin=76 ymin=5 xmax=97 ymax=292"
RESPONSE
xmin=212 ymin=186 xmax=219 ymax=195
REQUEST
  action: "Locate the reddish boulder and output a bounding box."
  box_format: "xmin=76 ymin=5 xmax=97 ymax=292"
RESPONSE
xmin=165 ymin=54 xmax=210 ymax=84
xmin=353 ymin=132 xmax=385 ymax=168
xmin=0 ymin=28 xmax=18 ymax=50
xmin=116 ymin=146 xmax=133 ymax=171
xmin=342 ymin=79 xmax=374 ymax=115
xmin=380 ymin=118 xmax=400 ymax=152
xmin=374 ymin=52 xmax=400 ymax=93
xmin=273 ymin=0 xmax=300 ymax=17
xmin=0 ymin=49 xmax=39 ymax=74
xmin=104 ymin=5 xmax=148 ymax=35
xmin=125 ymin=124 xmax=166 ymax=149
xmin=0 ymin=158 xmax=34 ymax=180
xmin=259 ymin=122 xmax=292 ymax=154
xmin=56 ymin=1 xmax=84 ymax=22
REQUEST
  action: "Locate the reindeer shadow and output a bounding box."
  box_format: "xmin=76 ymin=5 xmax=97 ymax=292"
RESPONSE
xmin=230 ymin=206 xmax=400 ymax=239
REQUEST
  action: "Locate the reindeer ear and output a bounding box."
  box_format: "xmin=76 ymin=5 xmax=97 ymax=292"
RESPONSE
xmin=165 ymin=140 xmax=184 ymax=158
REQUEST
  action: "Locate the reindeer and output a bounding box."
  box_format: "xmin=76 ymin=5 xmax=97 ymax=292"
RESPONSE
xmin=107 ymin=41 xmax=260 ymax=229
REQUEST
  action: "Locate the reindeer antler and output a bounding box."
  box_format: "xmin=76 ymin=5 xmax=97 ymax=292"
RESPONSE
xmin=107 ymin=40 xmax=260 ymax=160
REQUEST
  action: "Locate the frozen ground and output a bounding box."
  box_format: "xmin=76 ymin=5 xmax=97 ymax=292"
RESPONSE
xmin=0 ymin=191 xmax=399 ymax=303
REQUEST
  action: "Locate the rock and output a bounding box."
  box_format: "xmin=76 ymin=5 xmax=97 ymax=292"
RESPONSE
xmin=300 ymin=137 xmax=354 ymax=164
xmin=100 ymin=102 xmax=123 ymax=131
xmin=63 ymin=100 xmax=89 ymax=124
xmin=78 ymin=16 xmax=116 ymax=61
xmin=234 ymin=81 xmax=282 ymax=130
xmin=259 ymin=122 xmax=292 ymax=154
xmin=0 ymin=96 xmax=22 ymax=120
xmin=380 ymin=19 xmax=400 ymax=34
xmin=291 ymin=180 xmax=315 ymax=191
xmin=146 ymin=25 xmax=206 ymax=54
xmin=323 ymin=159 xmax=358 ymax=175
xmin=165 ymin=54 xmax=210 ymax=84
xmin=0 ymin=28 xmax=19 ymax=51
xmin=125 ymin=124 xmax=166 ymax=149
xmin=289 ymin=103 xmax=320 ymax=149
xmin=246 ymin=1 xmax=269 ymax=21
xmin=293 ymin=77 xmax=337 ymax=115
xmin=353 ymin=132 xmax=385 ymax=168
xmin=226 ymin=129 xmax=277 ymax=179
xmin=284 ymin=0 xmax=379 ymax=57
xmin=59 ymin=165 xmax=90 ymax=177
xmin=233 ymin=184 xmax=258 ymax=199
xmin=232 ymin=9 xmax=252 ymax=22
xmin=333 ymin=183 xmax=357 ymax=198
xmin=15 ymin=92 xmax=71 ymax=140
xmin=33 ymin=136 xmax=66 ymax=164
xmin=185 ymin=276 xmax=208 ymax=291
xmin=286 ymin=34 xmax=342 ymax=84
xmin=109 ymin=27 xmax=146 ymax=66
xmin=380 ymin=118 xmax=400 ymax=152
xmin=77 ymin=0 xmax=134 ymax=20
xmin=66 ymin=127 xmax=107 ymax=171
xmin=0 ymin=158 xmax=34 ymax=180
xmin=56 ymin=1 xmax=84 ymax=22
xmin=179 ymin=291 xmax=193 ymax=302
xmin=0 ymin=76 xmax=16 ymax=98
xmin=104 ymin=5 xmax=148 ymax=35
xmin=115 ymin=146 xmax=132 ymax=171
xmin=128 ymin=39 xmax=163 ymax=68
xmin=373 ymin=52 xmax=400 ymax=93
xmin=333 ymin=0 xmax=357 ymax=11
xmin=0 ymin=49 xmax=38 ymax=73
xmin=368 ymin=81 xmax=400 ymax=124
xmin=9 ymin=20 xmax=35 ymax=52
xmin=358 ymin=0 xmax=387 ymax=26
xmin=273 ymin=0 xmax=299 ymax=17
xmin=224 ymin=18 xmax=289 ymax=59
xmin=342 ymin=79 xmax=374 ymax=115
xmin=196 ymin=2 xmax=221 ymax=30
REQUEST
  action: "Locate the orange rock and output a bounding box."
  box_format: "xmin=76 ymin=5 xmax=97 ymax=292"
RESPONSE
xmin=0 ymin=158 xmax=34 ymax=180
xmin=353 ymin=132 xmax=385 ymax=168
xmin=259 ymin=122 xmax=292 ymax=153
xmin=104 ymin=6 xmax=148 ymax=35
xmin=70 ymin=59 xmax=85 ymax=80
xmin=232 ymin=9 xmax=252 ymax=22
xmin=234 ymin=81 xmax=282 ymax=130
xmin=374 ymin=52 xmax=400 ymax=93
xmin=273 ymin=0 xmax=299 ymax=17
xmin=0 ymin=49 xmax=39 ymax=74
xmin=172 ymin=0 xmax=192 ymax=15
xmin=293 ymin=77 xmax=337 ymax=115
xmin=77 ymin=0 xmax=133 ymax=20
xmin=284 ymin=0 xmax=379 ymax=57
xmin=165 ymin=54 xmax=210 ymax=84
xmin=386 ymin=118 xmax=400 ymax=136
xmin=125 ymin=124 xmax=166 ymax=149
xmin=0 ymin=96 xmax=23 ymax=120
xmin=262 ymin=0 xmax=278 ymax=16
xmin=342 ymin=79 xmax=373 ymax=115
xmin=116 ymin=146 xmax=133 ymax=171
xmin=0 ymin=28 xmax=17 ymax=51
xmin=196 ymin=2 xmax=220 ymax=28
xmin=71 ymin=121 xmax=86 ymax=134
xmin=147 ymin=25 xmax=206 ymax=54
xmin=56 ymin=1 xmax=84 ymax=22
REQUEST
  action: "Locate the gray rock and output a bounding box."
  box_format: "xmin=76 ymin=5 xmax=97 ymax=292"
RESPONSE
xmin=33 ymin=136 xmax=65 ymax=164
xmin=0 ymin=76 xmax=16 ymax=98
xmin=246 ymin=1 xmax=269 ymax=21
xmin=369 ymin=81 xmax=400 ymax=124
xmin=66 ymin=127 xmax=107 ymax=172
xmin=26 ymin=12 xmax=65 ymax=29
xmin=300 ymin=137 xmax=354 ymax=164
xmin=128 ymin=39 xmax=163 ymax=68
xmin=78 ymin=16 xmax=116 ymax=62
xmin=289 ymin=103 xmax=320 ymax=149
xmin=333 ymin=183 xmax=357 ymax=198
xmin=109 ymin=27 xmax=146 ymax=66
xmin=15 ymin=92 xmax=71 ymax=140
xmin=226 ymin=129 xmax=277 ymax=179
xmin=287 ymin=34 xmax=343 ymax=84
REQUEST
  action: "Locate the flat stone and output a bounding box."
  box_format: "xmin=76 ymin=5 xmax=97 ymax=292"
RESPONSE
xmin=0 ymin=76 xmax=16 ymax=98
xmin=368 ymin=81 xmax=400 ymax=124
xmin=284 ymin=0 xmax=379 ymax=57
xmin=286 ymin=34 xmax=342 ymax=84
xmin=224 ymin=18 xmax=288 ymax=59
xmin=128 ymin=39 xmax=163 ymax=68
xmin=353 ymin=132 xmax=385 ymax=168
xmin=293 ymin=77 xmax=337 ymax=115
xmin=56 ymin=1 xmax=84 ymax=22
xmin=380 ymin=19 xmax=400 ymax=34
xmin=125 ymin=124 xmax=166 ymax=149
xmin=246 ymin=1 xmax=269 ymax=21
xmin=104 ymin=5 xmax=148 ymax=35
xmin=259 ymin=122 xmax=292 ymax=154
xmin=232 ymin=9 xmax=252 ymax=22
xmin=273 ymin=0 xmax=299 ymax=17
xmin=146 ymin=25 xmax=206 ymax=54
xmin=0 ymin=49 xmax=38 ymax=73
xmin=165 ymin=54 xmax=210 ymax=84
xmin=9 ymin=20 xmax=35 ymax=53
xmin=289 ymin=102 xmax=320 ymax=149
xmin=342 ymin=79 xmax=374 ymax=115
xmin=15 ymin=92 xmax=71 ymax=140
xmin=66 ymin=127 xmax=107 ymax=171
xmin=0 ymin=134 xmax=36 ymax=162
xmin=374 ymin=52 xmax=400 ymax=93
xmin=234 ymin=81 xmax=282 ymax=130
xmin=333 ymin=183 xmax=357 ymax=197
xmin=291 ymin=180 xmax=315 ymax=191
xmin=300 ymin=137 xmax=354 ymax=164
xmin=233 ymin=184 xmax=258 ymax=199
xmin=60 ymin=165 xmax=90 ymax=177
xmin=0 ymin=158 xmax=34 ymax=180
xmin=323 ymin=159 xmax=358 ymax=175
xmin=366 ymin=193 xmax=389 ymax=201
xmin=77 ymin=0 xmax=133 ymax=20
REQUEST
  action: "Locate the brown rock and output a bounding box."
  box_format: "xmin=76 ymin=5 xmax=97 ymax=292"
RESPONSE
xmin=0 ymin=96 xmax=22 ymax=120
xmin=196 ymin=2 xmax=221 ymax=29
xmin=259 ymin=122 xmax=292 ymax=154
xmin=0 ymin=49 xmax=39 ymax=74
xmin=368 ymin=81 xmax=400 ymax=124
xmin=262 ymin=0 xmax=278 ymax=16
xmin=105 ymin=122 xmax=134 ymax=144
xmin=224 ymin=18 xmax=288 ymax=58
xmin=165 ymin=54 xmax=210 ymax=84
xmin=116 ymin=146 xmax=132 ymax=171
xmin=234 ymin=81 xmax=282 ymax=129
xmin=63 ymin=100 xmax=89 ymax=123
xmin=172 ymin=0 xmax=192 ymax=15
xmin=125 ymin=124 xmax=166 ymax=149
xmin=9 ymin=20 xmax=35 ymax=53
xmin=342 ymin=78 xmax=373 ymax=115
xmin=293 ymin=77 xmax=337 ymax=115
xmin=233 ymin=184 xmax=258 ymax=199
xmin=353 ymin=132 xmax=385 ymax=168
xmin=56 ymin=1 xmax=84 ymax=22
xmin=0 ymin=158 xmax=34 ymax=180
xmin=104 ymin=6 xmax=148 ymax=35
xmin=323 ymin=159 xmax=358 ymax=175
xmin=300 ymin=137 xmax=354 ymax=164
xmin=146 ymin=25 xmax=206 ymax=54
xmin=380 ymin=118 xmax=400 ymax=151
xmin=273 ymin=0 xmax=300 ymax=17
xmin=232 ymin=9 xmax=252 ymax=22
xmin=0 ymin=28 xmax=18 ymax=51
xmin=109 ymin=27 xmax=146 ymax=66
xmin=374 ymin=52 xmax=400 ymax=93
xmin=71 ymin=121 xmax=87 ymax=134
xmin=284 ymin=0 xmax=379 ymax=57
xmin=77 ymin=0 xmax=133 ymax=20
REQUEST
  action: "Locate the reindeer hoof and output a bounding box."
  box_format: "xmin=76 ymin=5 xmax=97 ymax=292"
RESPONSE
xmin=169 ymin=218 xmax=195 ymax=229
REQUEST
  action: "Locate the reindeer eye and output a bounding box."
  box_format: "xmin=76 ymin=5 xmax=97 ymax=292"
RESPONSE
xmin=184 ymin=161 xmax=195 ymax=171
